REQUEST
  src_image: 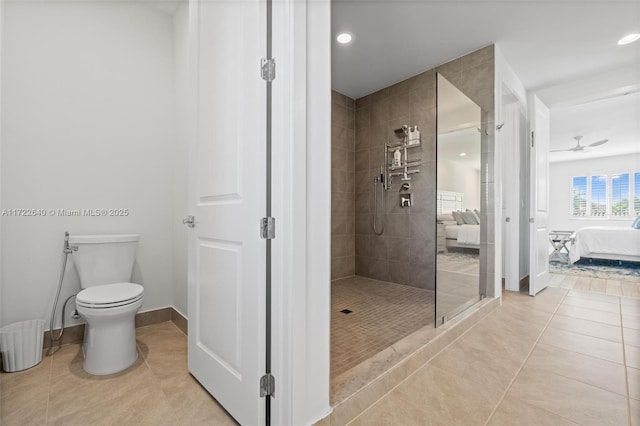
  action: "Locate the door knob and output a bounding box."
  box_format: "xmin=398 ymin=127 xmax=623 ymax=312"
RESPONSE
xmin=183 ymin=215 xmax=195 ymax=228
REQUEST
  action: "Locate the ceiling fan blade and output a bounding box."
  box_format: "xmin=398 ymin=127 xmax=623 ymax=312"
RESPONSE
xmin=588 ymin=139 xmax=608 ymax=147
xmin=550 ymin=148 xmax=573 ymax=152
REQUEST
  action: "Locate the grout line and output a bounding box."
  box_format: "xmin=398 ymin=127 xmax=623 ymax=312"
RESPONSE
xmin=44 ymin=351 xmax=54 ymax=423
xmin=619 ymin=297 xmax=632 ymax=426
xmin=483 ymin=288 xmax=572 ymax=426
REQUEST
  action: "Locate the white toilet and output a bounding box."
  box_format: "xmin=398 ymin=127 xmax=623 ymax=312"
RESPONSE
xmin=69 ymin=234 xmax=144 ymax=375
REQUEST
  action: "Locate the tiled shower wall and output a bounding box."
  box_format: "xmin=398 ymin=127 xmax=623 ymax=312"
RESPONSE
xmin=351 ymin=45 xmax=495 ymax=292
xmin=354 ymin=70 xmax=437 ymax=289
xmin=331 ymin=91 xmax=356 ymax=279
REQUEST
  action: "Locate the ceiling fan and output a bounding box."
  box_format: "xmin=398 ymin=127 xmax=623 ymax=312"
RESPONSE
xmin=550 ymin=135 xmax=608 ymax=153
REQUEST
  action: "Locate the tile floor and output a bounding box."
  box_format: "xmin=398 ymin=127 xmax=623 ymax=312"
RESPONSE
xmin=4 ymin=272 xmax=638 ymax=425
xmin=331 ymin=276 xmax=435 ymax=378
xmin=348 ymin=275 xmax=640 ymax=426
xmin=0 ymin=322 xmax=237 ymax=426
xmin=548 ymin=272 xmax=640 ymax=298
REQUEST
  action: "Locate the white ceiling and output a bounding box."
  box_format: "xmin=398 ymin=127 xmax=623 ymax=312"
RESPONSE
xmin=332 ymin=0 xmax=640 ymax=159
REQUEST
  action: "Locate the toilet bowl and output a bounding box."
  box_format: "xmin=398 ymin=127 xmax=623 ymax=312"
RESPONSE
xmin=69 ymin=234 xmax=143 ymax=375
xmin=76 ymin=282 xmax=144 ymax=375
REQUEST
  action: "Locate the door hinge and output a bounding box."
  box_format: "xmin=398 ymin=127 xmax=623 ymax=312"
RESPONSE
xmin=531 ymin=131 xmax=535 ymax=148
xmin=529 ymin=218 xmax=534 ymax=224
xmin=260 ymin=373 xmax=275 ymax=397
xmin=260 ymin=217 xmax=276 ymax=239
xmin=261 ymin=58 xmax=276 ymax=82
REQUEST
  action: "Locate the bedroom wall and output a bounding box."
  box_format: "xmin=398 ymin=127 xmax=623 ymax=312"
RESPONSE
xmin=437 ymin=159 xmax=481 ymax=211
xmin=549 ymin=153 xmax=640 ymax=232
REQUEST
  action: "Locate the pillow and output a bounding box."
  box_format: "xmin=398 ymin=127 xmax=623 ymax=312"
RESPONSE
xmin=474 ymin=209 xmax=480 ymax=217
xmin=632 ymin=216 xmax=640 ymax=229
xmin=437 ymin=213 xmax=455 ymax=222
xmin=461 ymin=211 xmax=478 ymax=225
xmin=452 ymin=211 xmax=465 ymax=225
xmin=471 ymin=209 xmax=481 ymax=224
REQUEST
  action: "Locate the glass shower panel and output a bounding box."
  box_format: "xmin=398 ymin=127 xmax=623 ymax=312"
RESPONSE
xmin=435 ymin=73 xmax=482 ymax=326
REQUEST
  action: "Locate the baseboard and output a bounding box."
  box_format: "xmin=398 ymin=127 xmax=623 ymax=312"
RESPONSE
xmin=43 ymin=306 xmax=174 ymax=349
xmin=171 ymin=308 xmax=188 ymax=335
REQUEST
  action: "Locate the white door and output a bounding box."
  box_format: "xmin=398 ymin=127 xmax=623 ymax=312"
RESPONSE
xmin=529 ymin=95 xmax=550 ymax=295
xmin=187 ymin=1 xmax=266 ymax=424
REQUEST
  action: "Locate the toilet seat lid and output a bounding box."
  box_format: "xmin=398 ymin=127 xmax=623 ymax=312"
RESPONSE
xmin=77 ymin=283 xmax=144 ymax=306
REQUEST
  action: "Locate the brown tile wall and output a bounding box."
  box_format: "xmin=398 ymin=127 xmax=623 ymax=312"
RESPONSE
xmin=331 ymin=91 xmax=356 ymax=279
xmin=352 ymin=45 xmax=495 ymax=292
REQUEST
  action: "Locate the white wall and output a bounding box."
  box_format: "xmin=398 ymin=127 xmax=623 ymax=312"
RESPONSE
xmin=437 ymin=160 xmax=481 ymax=210
xmin=1 ymin=2 xmax=178 ymax=328
xmin=549 ymin=153 xmax=640 ymax=232
xmin=171 ymin=2 xmax=189 ymax=318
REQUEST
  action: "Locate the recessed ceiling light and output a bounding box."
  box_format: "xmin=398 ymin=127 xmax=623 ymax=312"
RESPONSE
xmin=618 ymin=33 xmax=640 ymax=45
xmin=336 ymin=33 xmax=353 ymax=44
xmin=459 ymin=152 xmax=467 ymax=157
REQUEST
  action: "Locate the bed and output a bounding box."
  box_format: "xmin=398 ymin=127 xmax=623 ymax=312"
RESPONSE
xmin=437 ymin=210 xmax=480 ymax=250
xmin=569 ymin=226 xmax=640 ymax=264
xmin=444 ymin=224 xmax=480 ymax=249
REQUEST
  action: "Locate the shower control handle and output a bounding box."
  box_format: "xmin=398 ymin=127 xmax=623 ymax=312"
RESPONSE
xmin=182 ymin=215 xmax=195 ymax=228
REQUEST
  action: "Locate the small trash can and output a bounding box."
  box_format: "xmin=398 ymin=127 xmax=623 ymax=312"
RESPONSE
xmin=0 ymin=319 xmax=45 ymax=372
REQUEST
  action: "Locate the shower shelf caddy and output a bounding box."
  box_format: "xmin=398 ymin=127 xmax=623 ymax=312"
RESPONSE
xmin=384 ymin=138 xmax=421 ymax=187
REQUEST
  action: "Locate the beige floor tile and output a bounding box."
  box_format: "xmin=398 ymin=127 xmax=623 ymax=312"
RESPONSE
xmin=458 ymin=318 xmax=538 ymax=364
xmin=562 ymin=296 xmax=620 ymax=313
xmin=605 ymin=280 xmax=624 ymax=296
xmin=627 ymin=345 xmax=640 ymax=369
xmin=621 ymin=283 xmax=640 ymax=298
xmin=526 ymin=343 xmax=627 ymax=395
xmin=508 ymin=366 xmax=628 ymax=425
xmin=629 ymin=399 xmax=640 ymax=426
xmin=47 ymin=348 xmax=158 ymax=423
xmin=572 ymin=277 xmax=592 ymax=292
xmin=590 ymin=278 xmax=608 ymax=293
xmin=348 ymin=388 xmax=428 ymax=426
xmin=0 ymin=358 xmax=51 ymax=426
xmin=488 ymin=394 xmax=580 ymax=426
xmin=628 ymin=366 xmax=640 ymax=401
xmin=0 ymin=353 xmax=52 ymax=397
xmin=539 ymin=327 xmax=624 ymax=364
xmin=494 ymin=303 xmax=555 ymax=326
xmin=631 ymin=398 xmax=640 ymax=426
xmin=567 ymin=290 xmax=620 ymax=303
xmin=430 ymin=338 xmax=522 ymax=393
xmin=555 ymin=304 xmax=621 ymax=326
xmin=160 ymin=374 xmax=237 ymax=426
xmin=625 ymin=327 xmax=640 ymax=347
xmin=392 ymin=364 xmax=501 ymax=426
xmin=623 ymin=303 xmax=640 ymax=316
xmin=549 ymin=314 xmax=622 ymax=343
xmin=623 ymin=313 xmax=640 ymax=331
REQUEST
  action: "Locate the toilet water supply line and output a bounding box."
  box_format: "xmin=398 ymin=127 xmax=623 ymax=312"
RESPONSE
xmin=49 ymin=232 xmax=79 ymax=350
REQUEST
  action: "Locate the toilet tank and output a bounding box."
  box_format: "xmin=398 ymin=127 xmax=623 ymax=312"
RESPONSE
xmin=68 ymin=234 xmax=139 ymax=288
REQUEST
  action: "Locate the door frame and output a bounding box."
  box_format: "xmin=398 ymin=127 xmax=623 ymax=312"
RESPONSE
xmin=270 ymin=1 xmax=332 ymax=424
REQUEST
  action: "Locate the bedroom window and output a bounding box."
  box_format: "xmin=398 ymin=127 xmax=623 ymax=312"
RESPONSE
xmin=571 ymin=173 xmax=636 ymax=218
xmin=571 ymin=176 xmax=587 ymax=217
xmin=611 ymin=173 xmax=630 ymax=217
xmin=635 ymin=172 xmax=640 ymax=216
xmin=590 ymin=175 xmax=607 ymax=217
